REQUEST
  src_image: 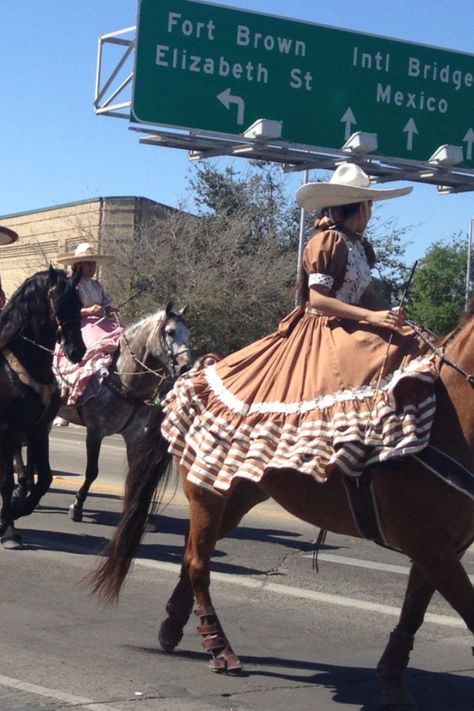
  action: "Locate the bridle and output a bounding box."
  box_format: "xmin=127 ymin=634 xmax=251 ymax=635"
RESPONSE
xmin=410 ymin=319 xmax=474 ymax=386
xmin=114 ymin=313 xmax=190 ymax=404
xmin=47 ymin=286 xmax=82 ymax=347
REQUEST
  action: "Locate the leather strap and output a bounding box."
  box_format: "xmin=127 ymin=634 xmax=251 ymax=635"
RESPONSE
xmin=343 ymin=469 xmax=396 ymax=550
xmin=1 ymin=348 xmax=55 ymax=406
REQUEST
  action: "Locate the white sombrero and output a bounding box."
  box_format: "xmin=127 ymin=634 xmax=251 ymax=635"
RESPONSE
xmin=0 ymin=226 xmax=19 ymax=245
xmin=57 ymin=242 xmax=115 ymax=266
xmin=296 ymin=163 xmax=413 ymax=211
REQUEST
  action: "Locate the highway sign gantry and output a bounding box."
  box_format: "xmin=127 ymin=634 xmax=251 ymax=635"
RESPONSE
xmin=132 ymin=0 xmax=474 ymax=167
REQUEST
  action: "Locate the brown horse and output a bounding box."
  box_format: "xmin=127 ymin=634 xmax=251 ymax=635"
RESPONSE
xmin=89 ymin=301 xmax=474 ymax=709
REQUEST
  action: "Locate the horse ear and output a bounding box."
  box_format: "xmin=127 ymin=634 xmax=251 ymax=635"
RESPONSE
xmin=179 ymin=304 xmax=189 ymax=318
xmin=165 ymin=301 xmax=174 ymax=317
xmin=48 ymin=264 xmax=58 ymax=286
xmin=72 ymin=266 xmax=82 ymax=287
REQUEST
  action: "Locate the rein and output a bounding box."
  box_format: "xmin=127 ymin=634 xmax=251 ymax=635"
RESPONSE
xmin=410 ymin=320 xmax=474 ymax=386
xmin=117 ymin=329 xmax=169 ymax=391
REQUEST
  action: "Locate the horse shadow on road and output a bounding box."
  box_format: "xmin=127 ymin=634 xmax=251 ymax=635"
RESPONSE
xmin=123 ymin=645 xmax=474 ymax=711
xmin=24 ymin=488 xmax=341 ymax=578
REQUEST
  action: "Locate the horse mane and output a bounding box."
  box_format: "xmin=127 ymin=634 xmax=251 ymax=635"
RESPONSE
xmin=123 ymin=309 xmax=167 ymax=341
xmin=457 ymin=295 xmax=474 ymax=329
xmin=0 ymin=270 xmax=64 ymax=349
xmin=433 ymin=295 xmax=474 ymax=350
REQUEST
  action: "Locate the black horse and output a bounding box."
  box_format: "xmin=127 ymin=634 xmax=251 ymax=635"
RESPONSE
xmin=0 ymin=266 xmax=85 ymax=548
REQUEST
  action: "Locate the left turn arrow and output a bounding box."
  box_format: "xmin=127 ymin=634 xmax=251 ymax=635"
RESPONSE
xmin=217 ymin=88 xmax=245 ymax=126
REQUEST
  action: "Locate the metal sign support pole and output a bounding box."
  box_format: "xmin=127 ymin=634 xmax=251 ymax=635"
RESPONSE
xmin=466 ymin=216 xmax=474 ymax=309
xmin=295 ymin=170 xmax=309 ymax=306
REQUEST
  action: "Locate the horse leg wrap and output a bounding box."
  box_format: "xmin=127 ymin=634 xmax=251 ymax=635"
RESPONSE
xmin=195 ymin=605 xmax=242 ymax=673
xmin=377 ymin=627 xmax=414 ymax=678
xmin=377 ymin=627 xmax=416 ymax=708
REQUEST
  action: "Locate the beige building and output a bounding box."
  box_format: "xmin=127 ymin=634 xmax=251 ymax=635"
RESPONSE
xmin=0 ymin=196 xmax=173 ymax=297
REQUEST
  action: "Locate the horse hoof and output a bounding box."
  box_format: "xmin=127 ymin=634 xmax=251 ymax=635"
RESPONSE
xmin=1 ymin=527 xmax=23 ymax=550
xmin=380 ymin=686 xmax=417 ymax=709
xmin=158 ymin=617 xmax=184 ymax=653
xmin=208 ymin=649 xmax=243 ymax=675
xmin=12 ymin=486 xmax=27 ymax=501
xmin=68 ymin=503 xmax=83 ymax=522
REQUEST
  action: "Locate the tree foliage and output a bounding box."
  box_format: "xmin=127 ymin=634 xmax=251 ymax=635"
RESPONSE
xmin=407 ymin=234 xmax=467 ymax=334
xmin=102 ymin=162 xmax=426 ymax=356
xmin=105 ymin=162 xmax=299 ymax=356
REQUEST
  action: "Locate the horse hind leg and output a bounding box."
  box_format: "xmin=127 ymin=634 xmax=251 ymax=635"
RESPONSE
xmin=158 ymin=480 xmax=268 ymax=659
xmin=181 ymin=477 xmax=243 ymax=673
xmin=69 ymin=429 xmax=102 ymax=522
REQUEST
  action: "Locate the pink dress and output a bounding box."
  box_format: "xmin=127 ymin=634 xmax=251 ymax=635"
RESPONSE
xmin=54 ymin=278 xmax=123 ymax=405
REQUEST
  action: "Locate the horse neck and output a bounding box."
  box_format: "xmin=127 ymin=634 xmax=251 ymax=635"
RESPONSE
xmin=432 ymin=315 xmax=474 ymax=468
xmin=115 ymin=315 xmax=165 ymax=397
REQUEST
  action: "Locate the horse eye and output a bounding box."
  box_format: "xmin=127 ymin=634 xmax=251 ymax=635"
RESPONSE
xmin=165 ymin=329 xmax=176 ymax=338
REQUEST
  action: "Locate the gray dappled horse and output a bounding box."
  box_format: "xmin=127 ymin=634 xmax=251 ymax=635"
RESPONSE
xmin=15 ymin=303 xmax=191 ymax=523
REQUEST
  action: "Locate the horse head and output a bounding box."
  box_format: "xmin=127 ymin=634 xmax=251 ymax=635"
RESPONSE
xmin=151 ymin=302 xmax=192 ymax=378
xmin=48 ymin=266 xmax=86 ymax=364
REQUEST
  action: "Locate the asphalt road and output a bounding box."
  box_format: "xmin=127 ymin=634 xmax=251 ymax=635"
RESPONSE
xmin=0 ymin=427 xmax=472 ymax=710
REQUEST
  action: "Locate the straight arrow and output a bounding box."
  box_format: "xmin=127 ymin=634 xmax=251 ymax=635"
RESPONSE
xmin=463 ymin=128 xmax=474 ymax=161
xmin=340 ymin=108 xmax=356 ymax=141
xmin=403 ymin=118 xmax=418 ymax=151
xmin=217 ymin=88 xmax=245 ymax=126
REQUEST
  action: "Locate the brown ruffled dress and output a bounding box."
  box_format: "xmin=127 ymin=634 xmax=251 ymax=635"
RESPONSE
xmin=162 ymin=217 xmax=438 ymax=493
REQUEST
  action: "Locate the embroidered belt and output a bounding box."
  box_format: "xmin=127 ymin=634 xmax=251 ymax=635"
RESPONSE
xmin=305 ymin=306 xmax=325 ymax=316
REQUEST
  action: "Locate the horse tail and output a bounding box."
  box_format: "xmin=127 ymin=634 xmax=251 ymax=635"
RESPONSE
xmin=87 ymin=408 xmax=172 ymax=603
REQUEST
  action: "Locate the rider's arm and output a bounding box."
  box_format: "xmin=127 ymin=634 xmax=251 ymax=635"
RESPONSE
xmin=309 ymin=286 xmax=404 ymax=331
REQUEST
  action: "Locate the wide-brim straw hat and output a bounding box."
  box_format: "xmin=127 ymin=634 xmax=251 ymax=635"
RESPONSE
xmin=0 ymin=226 xmax=19 ymax=245
xmin=57 ymin=242 xmax=115 ymax=266
xmin=296 ymin=163 xmax=413 ymax=211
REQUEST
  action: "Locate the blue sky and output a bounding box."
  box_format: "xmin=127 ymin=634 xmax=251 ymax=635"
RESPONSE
xmin=1 ymin=0 xmax=473 ymax=263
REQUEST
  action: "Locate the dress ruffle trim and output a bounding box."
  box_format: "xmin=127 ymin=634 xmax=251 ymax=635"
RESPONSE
xmin=161 ymin=355 xmax=438 ymax=491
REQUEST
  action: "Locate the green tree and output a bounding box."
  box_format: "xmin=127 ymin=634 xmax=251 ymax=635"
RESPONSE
xmin=105 ymin=161 xmax=300 ymax=356
xmin=408 ymin=234 xmax=468 ymax=334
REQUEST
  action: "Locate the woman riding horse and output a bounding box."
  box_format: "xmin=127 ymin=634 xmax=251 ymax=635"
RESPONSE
xmin=162 ymin=163 xmax=437 ymax=490
xmin=54 ymin=242 xmax=123 ymax=408
xmin=89 ymin=168 xmax=474 ymax=705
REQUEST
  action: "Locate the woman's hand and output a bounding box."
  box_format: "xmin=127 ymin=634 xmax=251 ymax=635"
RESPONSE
xmin=365 ymin=306 xmax=406 ymax=331
xmin=82 ymin=304 xmax=103 ymax=318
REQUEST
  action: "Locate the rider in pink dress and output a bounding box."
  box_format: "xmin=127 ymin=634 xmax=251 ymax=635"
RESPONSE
xmin=54 ymin=242 xmax=123 ymax=406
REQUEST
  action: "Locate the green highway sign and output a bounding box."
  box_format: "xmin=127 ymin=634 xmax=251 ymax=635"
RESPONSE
xmin=132 ymin=0 xmax=474 ymax=166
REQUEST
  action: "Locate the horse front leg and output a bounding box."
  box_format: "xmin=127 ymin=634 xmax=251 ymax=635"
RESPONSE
xmin=159 ymin=480 xmax=268 ymax=658
xmin=69 ymin=428 xmax=102 ymax=522
xmin=0 ymin=454 xmax=22 ymax=549
xmin=377 ymin=563 xmax=435 ymax=709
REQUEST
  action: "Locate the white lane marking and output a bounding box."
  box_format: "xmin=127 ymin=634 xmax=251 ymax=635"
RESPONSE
xmin=303 ymin=552 xmax=474 ymax=584
xmin=134 ymin=558 xmax=465 ymax=628
xmin=0 ymin=673 xmax=122 ymax=710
